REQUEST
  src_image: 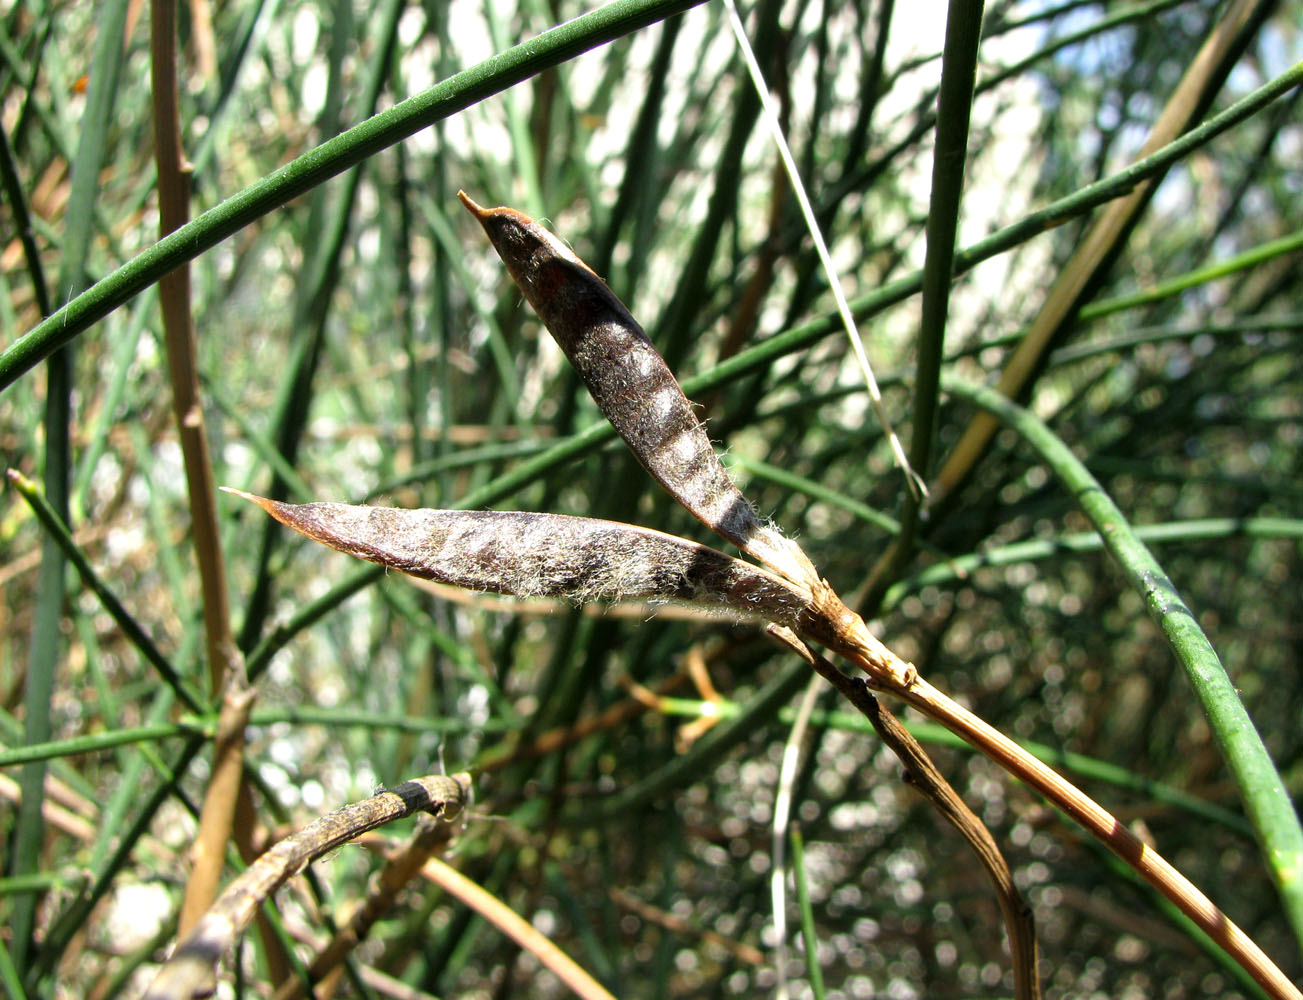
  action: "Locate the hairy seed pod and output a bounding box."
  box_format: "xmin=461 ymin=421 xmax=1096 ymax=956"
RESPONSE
xmin=459 ymin=192 xmax=819 ymax=591
xmin=226 ymin=490 xmax=815 ymax=629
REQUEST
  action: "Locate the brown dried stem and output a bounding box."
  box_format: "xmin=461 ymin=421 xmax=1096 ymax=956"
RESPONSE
xmin=478 ymin=672 xmax=689 ymax=773
xmin=150 ymin=0 xmax=240 ymax=702
xmin=863 ymin=660 xmax=1301 ymax=1000
xmin=271 ymin=810 xmax=463 ymax=1000
xmin=151 ymin=0 xmax=249 ymax=936
xmin=610 ymin=887 xmax=766 ymax=966
xmin=145 ymin=773 xmax=470 ymax=1000
xmin=773 ymin=628 xmax=1040 ymax=1000
xmin=233 ymin=777 xmax=292 ymax=987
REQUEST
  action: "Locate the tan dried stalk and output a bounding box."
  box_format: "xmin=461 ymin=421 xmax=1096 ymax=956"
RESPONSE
xmin=417 ymin=856 xmax=618 ymax=1000
xmin=151 ymin=0 xmax=252 ymax=942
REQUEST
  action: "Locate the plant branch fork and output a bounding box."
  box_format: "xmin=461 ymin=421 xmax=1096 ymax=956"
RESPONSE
xmin=225 ymin=194 xmax=1300 ymax=1000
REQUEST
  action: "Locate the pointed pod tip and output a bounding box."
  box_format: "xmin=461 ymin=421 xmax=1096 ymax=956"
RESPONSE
xmin=220 ymin=486 xmax=280 ymax=517
xmin=457 ymin=190 xmax=487 ymax=219
xmin=458 ymin=191 xmax=537 ymax=232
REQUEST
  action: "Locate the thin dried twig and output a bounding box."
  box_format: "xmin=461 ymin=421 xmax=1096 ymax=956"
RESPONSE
xmin=145 ymin=774 xmax=470 ymax=1000
xmin=610 ymin=887 xmax=766 ymax=966
xmin=272 ymin=810 xmax=464 ymax=1000
xmin=771 ymin=627 xmax=1040 ymax=1000
xmin=417 ymin=855 xmax=617 ymax=1000
xmin=478 ymin=673 xmax=689 ymax=773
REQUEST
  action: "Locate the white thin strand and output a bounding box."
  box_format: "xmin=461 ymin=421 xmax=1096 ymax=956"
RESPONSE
xmin=722 ymin=0 xmax=926 ymax=500
xmin=769 ymin=674 xmax=823 ymax=999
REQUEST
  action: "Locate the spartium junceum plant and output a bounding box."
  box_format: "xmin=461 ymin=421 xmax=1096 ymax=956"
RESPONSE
xmin=226 ymin=193 xmax=1301 ymax=1000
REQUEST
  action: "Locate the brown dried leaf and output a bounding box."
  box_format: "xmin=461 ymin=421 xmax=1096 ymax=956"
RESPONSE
xmin=223 ymin=489 xmax=815 ymax=630
xmin=458 ymin=192 xmax=818 ymax=590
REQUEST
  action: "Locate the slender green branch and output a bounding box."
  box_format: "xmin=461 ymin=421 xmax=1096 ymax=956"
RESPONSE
xmin=7 ymin=470 xmax=207 ymax=713
xmin=910 ymin=0 xmax=983 ymax=486
xmin=1079 ymin=228 xmax=1303 ymax=321
xmin=0 ymin=122 xmax=52 ymax=316
xmin=883 ymin=517 xmax=1303 ymax=606
xmin=10 ymin=0 xmax=131 ymax=976
xmin=789 ymin=826 xmax=827 ymax=1000
xmin=941 ymin=373 xmax=1303 ymax=945
xmin=0 ymin=707 xmax=506 ymax=768
xmin=0 ymin=724 xmax=193 ymax=767
xmin=31 ymin=739 xmax=206 ymax=985
xmin=864 ymin=0 xmax=983 ymax=603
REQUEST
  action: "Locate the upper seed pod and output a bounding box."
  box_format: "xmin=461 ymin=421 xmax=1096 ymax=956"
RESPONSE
xmin=459 ymin=192 xmax=819 ymax=591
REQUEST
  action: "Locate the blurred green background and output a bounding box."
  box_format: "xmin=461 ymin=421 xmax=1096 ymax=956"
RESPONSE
xmin=1 ymin=0 xmax=1301 ymax=996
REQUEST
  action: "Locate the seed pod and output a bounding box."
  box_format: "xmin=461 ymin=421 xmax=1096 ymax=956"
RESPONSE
xmin=459 ymin=192 xmax=818 ymax=591
xmin=225 ymin=489 xmax=814 ymax=629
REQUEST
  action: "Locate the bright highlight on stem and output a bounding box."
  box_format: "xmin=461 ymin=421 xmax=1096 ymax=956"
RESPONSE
xmin=722 ymin=0 xmax=926 ymax=501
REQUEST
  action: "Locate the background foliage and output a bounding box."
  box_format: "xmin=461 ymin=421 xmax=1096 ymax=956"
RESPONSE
xmin=1 ymin=0 xmax=1301 ymax=996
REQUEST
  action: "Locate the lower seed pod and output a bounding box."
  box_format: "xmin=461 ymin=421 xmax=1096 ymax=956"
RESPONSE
xmin=225 ymin=490 xmax=816 ymax=630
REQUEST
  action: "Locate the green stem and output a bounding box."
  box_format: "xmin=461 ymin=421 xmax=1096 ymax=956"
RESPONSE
xmin=1079 ymin=228 xmax=1303 ymax=321
xmin=883 ymin=517 xmax=1303 ymax=606
xmin=789 ymin=825 xmax=827 ymax=1000
xmin=942 ymin=373 xmax=1303 ymax=947
xmin=909 ymin=0 xmax=983 ymax=491
xmin=0 ymin=707 xmax=506 ymax=767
